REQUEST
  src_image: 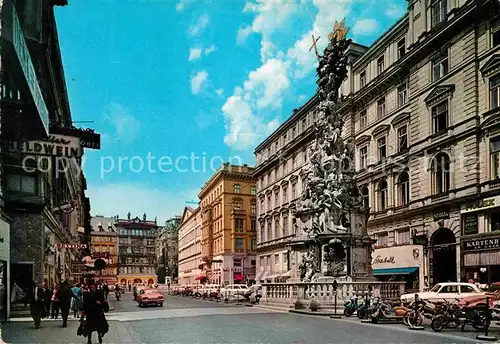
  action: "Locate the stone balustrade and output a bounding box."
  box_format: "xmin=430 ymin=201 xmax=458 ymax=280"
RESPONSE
xmin=261 ymin=280 xmax=406 ymax=310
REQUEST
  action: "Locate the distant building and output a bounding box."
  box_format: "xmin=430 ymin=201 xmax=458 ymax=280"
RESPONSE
xmin=199 ymin=164 xmax=257 ymax=285
xmin=90 ymin=216 xmax=118 ymax=286
xmin=156 ymin=216 xmax=181 ymax=284
xmin=177 ymin=207 xmax=202 ymax=285
xmin=116 ymin=214 xmax=157 ymax=286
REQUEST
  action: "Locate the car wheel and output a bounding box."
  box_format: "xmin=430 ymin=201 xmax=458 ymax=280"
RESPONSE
xmin=138 ymin=303 xmax=142 ymax=307
xmin=159 ymin=303 xmax=163 ymax=307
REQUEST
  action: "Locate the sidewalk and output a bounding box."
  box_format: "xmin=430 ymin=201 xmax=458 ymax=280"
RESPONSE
xmin=1 ymin=319 xmax=138 ymax=344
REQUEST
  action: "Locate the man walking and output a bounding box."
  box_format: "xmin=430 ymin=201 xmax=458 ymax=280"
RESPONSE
xmin=43 ymin=280 xmax=52 ymax=318
xmin=57 ymin=281 xmax=76 ymax=328
xmin=30 ymin=281 xmax=45 ymax=329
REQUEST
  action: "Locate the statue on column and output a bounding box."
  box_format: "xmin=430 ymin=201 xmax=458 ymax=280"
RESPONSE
xmin=295 ymin=19 xmax=365 ymax=281
xmin=127 ymin=212 xmax=131 ymax=220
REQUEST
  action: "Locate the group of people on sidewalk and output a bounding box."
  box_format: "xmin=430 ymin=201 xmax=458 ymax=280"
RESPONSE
xmin=29 ymin=279 xmax=110 ymax=344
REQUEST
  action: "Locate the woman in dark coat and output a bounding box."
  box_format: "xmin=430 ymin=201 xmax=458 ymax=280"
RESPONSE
xmin=81 ymin=284 xmax=109 ymax=344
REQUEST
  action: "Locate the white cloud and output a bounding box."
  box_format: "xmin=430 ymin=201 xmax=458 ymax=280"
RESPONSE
xmin=188 ymin=13 xmax=209 ymax=36
xmin=191 ymin=70 xmax=209 ymax=94
xmin=175 ymin=0 xmax=187 ymax=12
xmin=236 ymin=25 xmax=253 ymax=45
xmin=188 ymin=47 xmax=202 ymax=61
xmin=103 ymin=102 xmax=140 ymax=143
xmin=243 ymin=58 xmax=289 ymax=109
xmin=352 ymin=18 xmax=379 ymax=36
xmin=385 ymin=4 xmax=405 ymax=19
xmin=241 ymin=0 xmax=301 ymax=62
xmin=189 ymin=45 xmax=216 ymax=62
xmin=204 ymin=45 xmax=216 ymax=55
xmin=298 ymin=94 xmax=307 ymax=103
xmin=216 ymin=88 xmax=224 ymax=97
xmin=222 ymin=94 xmax=280 ymax=150
xmin=88 ymin=183 xmax=199 ymax=224
xmin=287 ymin=0 xmax=351 ymax=78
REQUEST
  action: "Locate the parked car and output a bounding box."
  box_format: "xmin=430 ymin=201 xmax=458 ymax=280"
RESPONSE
xmin=401 ymin=282 xmax=485 ymax=303
xmin=136 ymin=288 xmax=165 ymax=307
xmin=220 ymin=284 xmax=250 ymax=300
xmin=200 ymin=284 xmax=219 ymax=298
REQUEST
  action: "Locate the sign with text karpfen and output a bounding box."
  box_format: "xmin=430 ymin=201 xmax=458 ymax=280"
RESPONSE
xmin=461 ymin=196 xmax=500 ymax=214
xmin=372 ymin=245 xmax=424 ymax=269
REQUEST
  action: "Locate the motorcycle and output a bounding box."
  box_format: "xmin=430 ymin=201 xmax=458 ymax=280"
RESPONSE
xmin=369 ymin=298 xmax=393 ymax=323
xmin=343 ymin=295 xmax=359 ymax=317
xmin=430 ymin=300 xmax=461 ymax=332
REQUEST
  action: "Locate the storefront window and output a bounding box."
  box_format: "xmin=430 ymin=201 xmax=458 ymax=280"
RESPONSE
xmin=491 ymin=211 xmax=500 ymax=232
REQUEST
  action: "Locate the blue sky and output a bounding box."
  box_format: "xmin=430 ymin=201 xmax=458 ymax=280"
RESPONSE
xmin=54 ymin=0 xmax=406 ymax=223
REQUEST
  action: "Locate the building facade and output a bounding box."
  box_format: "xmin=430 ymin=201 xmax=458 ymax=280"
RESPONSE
xmin=199 ymin=164 xmax=257 ymax=285
xmin=177 ymin=207 xmax=202 ymax=285
xmin=90 ymin=216 xmax=118 ymax=286
xmin=254 ymin=0 xmax=500 ymax=290
xmin=1 ymin=0 xmax=99 ymax=319
xmin=156 ymin=216 xmax=180 ymax=284
xmin=116 ymin=214 xmax=157 ymax=287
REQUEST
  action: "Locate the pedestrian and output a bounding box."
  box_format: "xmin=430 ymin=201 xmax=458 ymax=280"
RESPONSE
xmin=57 ymin=281 xmax=77 ymax=328
xmin=71 ymin=283 xmax=83 ymax=318
xmin=80 ymin=284 xmax=109 ymax=344
xmin=102 ymin=282 xmax=109 ymax=301
xmin=43 ymin=280 xmax=52 ymax=318
xmin=30 ymin=281 xmax=45 ymax=329
xmin=51 ymin=284 xmax=60 ymax=319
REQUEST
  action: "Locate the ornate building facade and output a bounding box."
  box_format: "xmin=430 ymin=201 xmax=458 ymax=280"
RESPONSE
xmin=90 ymin=216 xmax=118 ymax=286
xmin=199 ymin=164 xmax=257 ymax=285
xmin=116 ymin=214 xmax=157 ymax=287
xmin=255 ymin=0 xmax=500 ymax=290
xmin=177 ymin=207 xmax=202 ymax=285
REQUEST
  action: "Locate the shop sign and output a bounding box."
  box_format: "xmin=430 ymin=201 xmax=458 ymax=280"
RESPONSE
xmin=433 ymin=211 xmax=449 ymax=221
xmin=55 ymin=243 xmax=87 ymax=249
xmin=12 ymin=5 xmax=49 ymax=134
xmin=5 ymin=134 xmax=82 ymax=158
xmin=92 ymin=252 xmax=110 ymax=259
xmin=461 ymin=196 xmax=500 ymax=214
xmin=49 ymin=126 xmax=101 ymax=150
xmin=463 ymin=213 xmax=478 ymax=235
xmin=372 ymin=245 xmax=423 ymax=269
xmin=463 ymin=237 xmax=500 ymax=251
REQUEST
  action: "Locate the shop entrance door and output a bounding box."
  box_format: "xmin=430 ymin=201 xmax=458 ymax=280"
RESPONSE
xmin=431 ymin=228 xmax=457 ymax=284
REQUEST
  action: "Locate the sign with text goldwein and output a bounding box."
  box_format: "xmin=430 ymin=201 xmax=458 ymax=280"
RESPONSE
xmin=4 ymin=134 xmax=82 ymax=158
xmin=463 ymin=237 xmax=500 ymax=251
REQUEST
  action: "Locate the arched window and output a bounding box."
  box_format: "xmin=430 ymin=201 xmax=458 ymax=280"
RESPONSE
xmin=361 ymin=186 xmax=370 ymax=209
xmin=233 ymin=184 xmax=241 ymax=193
xmin=432 ymin=153 xmax=451 ymax=194
xmin=397 ymin=172 xmax=410 ymax=206
xmin=377 ymin=179 xmax=388 ymax=211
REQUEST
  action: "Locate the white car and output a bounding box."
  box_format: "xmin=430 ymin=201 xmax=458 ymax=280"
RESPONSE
xmin=200 ymin=284 xmax=219 ymax=297
xmin=401 ymin=282 xmax=485 ymax=303
xmin=220 ymin=284 xmax=250 ymax=300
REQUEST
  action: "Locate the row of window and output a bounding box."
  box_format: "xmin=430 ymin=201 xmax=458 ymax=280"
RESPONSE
xmin=258 ymin=151 xmax=307 ymax=190
xmin=364 ymin=139 xmax=500 ymax=213
xmin=257 ymin=117 xmax=311 ymax=165
xmin=91 ymin=236 xmax=117 ymax=242
xmin=258 ymin=253 xmax=288 ymax=273
xmin=211 ymin=237 xmax=257 ymax=254
xmin=372 ymin=229 xmax=411 ymax=248
xmin=259 ymin=180 xmax=299 ymax=214
xmin=118 ymin=266 xmax=155 ymax=275
xmin=258 ymin=213 xmax=295 ymax=243
xmin=118 ymin=229 xmax=154 ymax=237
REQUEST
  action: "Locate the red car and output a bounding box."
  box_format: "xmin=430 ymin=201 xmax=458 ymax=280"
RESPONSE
xmin=136 ymin=288 xmax=165 ymax=307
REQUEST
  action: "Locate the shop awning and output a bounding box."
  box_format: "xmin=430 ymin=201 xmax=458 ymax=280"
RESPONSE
xmin=195 ymin=276 xmax=206 ymax=281
xmin=234 ymin=273 xmax=244 ymax=281
xmin=372 ymin=267 xmax=418 ymax=276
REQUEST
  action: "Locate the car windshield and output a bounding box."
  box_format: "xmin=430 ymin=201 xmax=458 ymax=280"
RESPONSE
xmin=430 ymin=284 xmax=442 ymax=292
xmin=144 ymin=289 xmax=157 ymax=294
